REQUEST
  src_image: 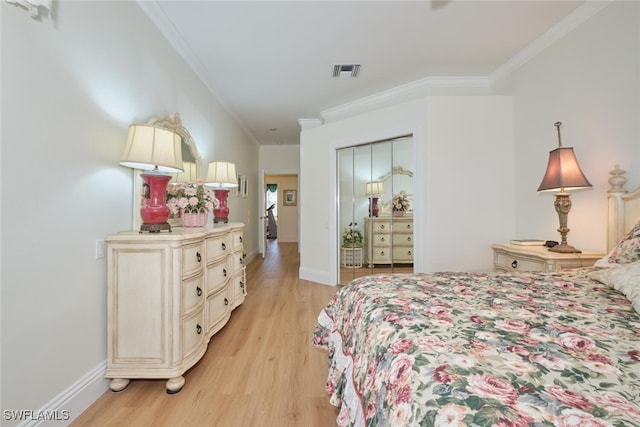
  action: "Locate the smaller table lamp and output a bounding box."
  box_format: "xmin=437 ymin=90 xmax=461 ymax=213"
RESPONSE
xmin=365 ymin=181 xmax=384 ymax=217
xmin=120 ymin=124 xmax=183 ymax=233
xmin=205 ymin=161 xmax=238 ymax=223
xmin=537 ymin=122 xmax=592 ymax=253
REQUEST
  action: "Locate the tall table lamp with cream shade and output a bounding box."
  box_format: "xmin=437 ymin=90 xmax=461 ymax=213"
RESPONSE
xmin=537 ymin=122 xmax=592 ymax=253
xmin=205 ymin=161 xmax=238 ymax=223
xmin=119 ymin=124 xmax=183 ymax=233
xmin=365 ymin=181 xmax=384 ymax=217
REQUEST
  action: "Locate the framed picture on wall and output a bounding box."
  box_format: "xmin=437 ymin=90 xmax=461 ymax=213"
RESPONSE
xmin=283 ymin=189 xmax=296 ymax=206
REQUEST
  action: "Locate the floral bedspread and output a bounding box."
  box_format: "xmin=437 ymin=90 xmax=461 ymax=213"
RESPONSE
xmin=312 ymin=271 xmax=640 ymax=426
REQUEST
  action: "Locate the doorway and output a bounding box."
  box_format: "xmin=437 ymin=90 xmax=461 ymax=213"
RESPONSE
xmin=337 ymin=136 xmax=414 ymax=285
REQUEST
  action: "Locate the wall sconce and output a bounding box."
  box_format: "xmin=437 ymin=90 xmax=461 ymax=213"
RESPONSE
xmin=537 ymin=122 xmax=592 ymax=253
xmin=205 ymin=161 xmax=238 ymax=223
xmin=119 ymin=124 xmax=183 ymax=233
xmin=365 ymin=181 xmax=384 ymax=217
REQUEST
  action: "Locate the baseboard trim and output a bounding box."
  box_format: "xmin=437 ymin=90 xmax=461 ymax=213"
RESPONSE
xmin=19 ymin=361 xmax=109 ymax=427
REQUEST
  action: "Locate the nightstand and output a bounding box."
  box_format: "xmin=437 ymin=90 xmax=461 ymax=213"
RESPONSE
xmin=491 ymin=243 xmax=604 ymax=272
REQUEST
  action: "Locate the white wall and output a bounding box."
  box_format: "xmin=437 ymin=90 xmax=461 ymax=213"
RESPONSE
xmin=0 ymin=1 xmax=258 ymax=424
xmin=502 ymin=1 xmax=640 ymax=254
xmin=300 ymin=96 xmax=514 ymax=285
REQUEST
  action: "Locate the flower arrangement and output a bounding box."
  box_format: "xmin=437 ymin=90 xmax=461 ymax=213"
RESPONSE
xmin=166 ymin=181 xmax=219 ymax=216
xmin=342 ymin=222 xmax=363 ymax=248
xmin=392 ymin=191 xmax=410 ymax=212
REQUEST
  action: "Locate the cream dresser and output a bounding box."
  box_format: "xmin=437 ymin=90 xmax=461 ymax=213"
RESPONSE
xmin=492 ymin=242 xmax=603 ymax=272
xmin=364 ymin=216 xmax=414 ymax=267
xmin=105 ymin=223 xmax=246 ymax=394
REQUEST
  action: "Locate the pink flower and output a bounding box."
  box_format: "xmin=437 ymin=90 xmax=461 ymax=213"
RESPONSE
xmin=386 ymin=354 xmax=413 ymax=388
xmin=391 ymin=339 xmax=413 ymax=354
xmin=434 ymin=403 xmax=468 ymax=426
xmin=466 ymin=374 xmax=518 ymax=405
xmin=544 ymin=385 xmax=592 ymax=411
xmin=433 ymin=364 xmax=452 ymax=384
xmin=556 ymin=408 xmax=610 ymax=427
xmin=628 ymin=349 xmax=640 ymax=361
xmin=557 ymin=333 xmax=595 ymax=352
xmin=594 ymin=391 xmax=640 ymax=418
xmin=494 ymin=319 xmax=530 ymax=334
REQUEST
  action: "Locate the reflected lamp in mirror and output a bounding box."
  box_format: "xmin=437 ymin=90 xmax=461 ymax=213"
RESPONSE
xmin=537 ymin=122 xmax=592 ymax=253
xmin=120 ymin=124 xmax=183 ymax=233
xmin=205 ymin=161 xmax=238 ymax=223
xmin=171 ymin=161 xmax=198 ymax=184
xmin=365 ymin=181 xmax=384 ymax=217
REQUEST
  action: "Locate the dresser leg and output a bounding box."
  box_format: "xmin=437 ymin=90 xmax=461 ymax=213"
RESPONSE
xmin=109 ymin=378 xmax=130 ymax=392
xmin=166 ymin=376 xmax=185 ymax=394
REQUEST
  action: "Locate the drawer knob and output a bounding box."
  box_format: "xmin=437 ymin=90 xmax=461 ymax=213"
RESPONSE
xmin=239 ymin=236 xmax=243 ymax=243
xmin=240 ymin=281 xmax=245 ymax=288
xmin=223 ymin=268 xmax=227 ymax=277
xmin=196 ymin=252 xmax=202 ymax=262
xmin=380 ymin=237 xmax=385 ymax=242
xmin=406 ymin=224 xmax=411 ymax=229
xmin=380 ymin=225 xmax=385 ymax=229
xmin=240 ymin=257 xmax=243 ymax=265
xmin=407 ymin=237 xmax=412 ymax=242
xmin=224 ymin=298 xmax=229 ymax=306
xmin=380 ymin=251 xmax=385 ymax=256
xmin=222 ymin=242 xmax=226 ymax=251
xmin=511 ymin=260 xmax=518 ymax=269
xmin=408 ymin=250 xmax=412 ymax=255
xmin=196 ymin=324 xmax=202 ymax=335
xmin=196 ymin=286 xmax=202 ymax=296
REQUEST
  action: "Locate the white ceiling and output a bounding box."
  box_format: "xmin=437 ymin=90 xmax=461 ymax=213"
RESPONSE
xmin=139 ymin=0 xmax=598 ymax=146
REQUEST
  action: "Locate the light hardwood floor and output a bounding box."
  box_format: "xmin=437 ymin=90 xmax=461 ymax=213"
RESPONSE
xmin=72 ymin=240 xmax=340 ymax=427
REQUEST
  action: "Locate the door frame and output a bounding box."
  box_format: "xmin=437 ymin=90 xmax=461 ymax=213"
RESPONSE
xmin=330 ymin=126 xmax=424 ymax=284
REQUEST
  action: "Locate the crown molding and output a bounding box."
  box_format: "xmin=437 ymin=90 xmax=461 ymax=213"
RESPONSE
xmin=136 ymin=0 xmax=260 ymax=146
xmin=489 ymin=0 xmax=612 ymax=84
xmin=320 ymin=76 xmax=490 ymax=123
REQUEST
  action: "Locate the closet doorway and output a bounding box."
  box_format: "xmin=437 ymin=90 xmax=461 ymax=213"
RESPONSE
xmin=337 ymin=136 xmax=414 ymax=285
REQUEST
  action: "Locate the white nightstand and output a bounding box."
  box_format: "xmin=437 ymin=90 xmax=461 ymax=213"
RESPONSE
xmin=491 ymin=243 xmax=604 ymax=272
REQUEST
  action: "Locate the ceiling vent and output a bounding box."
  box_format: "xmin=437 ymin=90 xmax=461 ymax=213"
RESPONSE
xmin=333 ymin=64 xmax=361 ymax=78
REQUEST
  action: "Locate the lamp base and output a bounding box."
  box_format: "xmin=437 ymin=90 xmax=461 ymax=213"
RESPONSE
xmin=139 ymin=222 xmax=172 ymax=233
xmin=548 ymin=243 xmax=581 ymax=254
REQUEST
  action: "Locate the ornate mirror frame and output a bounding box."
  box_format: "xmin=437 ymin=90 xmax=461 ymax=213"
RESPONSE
xmin=131 ymin=113 xmax=202 ymax=230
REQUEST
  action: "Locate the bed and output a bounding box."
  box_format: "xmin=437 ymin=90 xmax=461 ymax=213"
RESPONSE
xmin=313 ymin=166 xmax=640 ymax=427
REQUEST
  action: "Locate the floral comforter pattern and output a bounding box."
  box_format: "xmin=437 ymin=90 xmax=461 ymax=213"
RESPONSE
xmin=312 ymin=271 xmax=640 ymax=426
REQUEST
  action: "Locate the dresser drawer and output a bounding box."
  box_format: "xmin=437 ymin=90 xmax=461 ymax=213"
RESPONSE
xmin=206 ymin=234 xmax=230 ymax=262
xmin=371 ymin=221 xmax=392 ymax=233
xmin=182 ymin=308 xmax=205 ymax=359
xmin=392 ymin=233 xmax=413 ymax=245
xmin=231 ymin=230 xmax=244 ymax=251
xmin=371 ymin=233 xmax=391 ymax=246
xmin=182 ymin=273 xmax=204 ymax=315
xmin=207 ymin=258 xmax=230 ymax=293
xmin=393 ymin=221 xmax=413 ymax=233
xmin=207 ymin=287 xmax=231 ymax=333
xmin=182 ymin=243 xmax=204 ymax=277
xmin=372 ymin=248 xmax=392 ymax=263
xmin=393 ymin=247 xmax=414 ymax=262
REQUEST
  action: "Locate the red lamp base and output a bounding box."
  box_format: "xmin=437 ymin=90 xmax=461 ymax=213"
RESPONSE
xmin=139 ymin=173 xmax=173 ymax=233
xmin=213 ymin=188 xmax=230 ymax=223
xmin=369 ymin=197 xmax=379 ymax=217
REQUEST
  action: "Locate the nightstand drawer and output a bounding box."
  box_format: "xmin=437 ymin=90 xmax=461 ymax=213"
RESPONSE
xmin=491 ymin=243 xmax=603 ymax=272
xmin=494 ymin=252 xmax=545 ymax=272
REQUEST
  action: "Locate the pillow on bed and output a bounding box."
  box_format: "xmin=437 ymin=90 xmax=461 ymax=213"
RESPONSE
xmin=589 ymin=261 xmax=640 ymax=314
xmin=595 ymin=218 xmax=640 ymax=267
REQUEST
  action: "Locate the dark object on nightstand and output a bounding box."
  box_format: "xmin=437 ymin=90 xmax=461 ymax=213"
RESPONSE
xmin=544 ymin=240 xmax=559 ymax=248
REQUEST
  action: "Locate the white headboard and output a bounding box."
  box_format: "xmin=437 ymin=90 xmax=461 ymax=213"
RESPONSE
xmin=607 ymin=165 xmax=640 ymax=252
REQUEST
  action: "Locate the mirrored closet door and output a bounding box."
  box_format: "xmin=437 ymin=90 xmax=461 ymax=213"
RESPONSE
xmin=337 ymin=136 xmax=414 ymax=285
